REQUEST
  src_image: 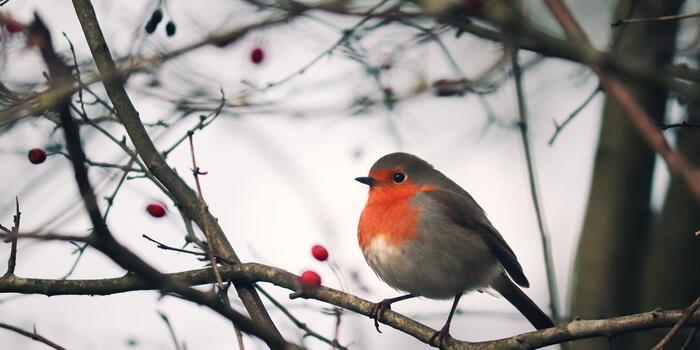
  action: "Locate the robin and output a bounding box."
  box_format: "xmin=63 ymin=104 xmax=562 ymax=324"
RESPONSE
xmin=356 ymin=152 xmax=554 ymax=346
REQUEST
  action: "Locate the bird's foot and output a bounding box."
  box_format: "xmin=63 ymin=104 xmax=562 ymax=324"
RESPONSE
xmin=369 ymin=299 xmax=393 ymax=333
xmin=429 ymin=323 xmax=452 ymax=348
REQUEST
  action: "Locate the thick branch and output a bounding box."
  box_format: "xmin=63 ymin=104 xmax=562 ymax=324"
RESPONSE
xmin=70 ymin=0 xmax=280 ymax=335
xmin=29 ymin=13 xmax=292 ymax=349
xmin=0 ymin=262 xmax=698 ymax=349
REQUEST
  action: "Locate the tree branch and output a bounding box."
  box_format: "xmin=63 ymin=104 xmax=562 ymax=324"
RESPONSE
xmin=510 ymin=47 xmax=561 ymax=321
xmin=70 ymin=0 xmax=281 ymax=334
xmin=0 ymin=262 xmax=698 ymax=349
xmin=612 ymin=11 xmax=700 ymax=27
xmin=28 ymin=13 xmax=294 ymax=349
xmin=540 ymin=0 xmax=700 ymax=205
xmin=652 ymin=296 xmax=700 ymax=350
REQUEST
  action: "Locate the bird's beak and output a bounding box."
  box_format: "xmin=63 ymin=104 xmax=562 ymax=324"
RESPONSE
xmin=355 ymin=176 xmax=375 ymax=186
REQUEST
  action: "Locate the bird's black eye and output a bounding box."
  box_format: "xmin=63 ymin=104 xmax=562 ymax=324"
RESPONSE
xmin=392 ymin=172 xmax=406 ymax=183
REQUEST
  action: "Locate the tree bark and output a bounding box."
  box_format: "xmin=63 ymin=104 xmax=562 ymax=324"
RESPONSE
xmin=570 ymin=1 xmax=684 ymax=349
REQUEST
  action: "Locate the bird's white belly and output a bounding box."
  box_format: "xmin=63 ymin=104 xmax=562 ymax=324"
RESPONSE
xmin=362 ymin=235 xmax=499 ymax=299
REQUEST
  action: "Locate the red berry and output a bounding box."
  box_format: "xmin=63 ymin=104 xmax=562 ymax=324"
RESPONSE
xmin=27 ymin=148 xmax=47 ymax=164
xmin=4 ymin=18 xmax=24 ymax=34
xmin=311 ymin=244 xmax=329 ymax=261
xmin=250 ymin=47 xmax=264 ymax=64
xmin=300 ymin=270 xmax=322 ymax=286
xmin=146 ymin=202 xmax=167 ymax=218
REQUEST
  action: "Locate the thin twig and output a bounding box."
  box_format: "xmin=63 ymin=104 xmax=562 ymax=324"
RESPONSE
xmin=234 ymin=322 xmax=245 ymax=350
xmin=680 ymin=327 xmax=698 ymax=350
xmin=162 ymin=90 xmax=225 ymax=158
xmin=548 ymin=86 xmax=601 ymax=145
xmin=0 ymin=322 xmax=67 ymax=350
xmin=187 ymin=130 xmax=247 ymax=347
xmin=0 ymin=13 xmax=296 ymax=127
xmin=0 ymin=231 xmax=89 ymax=242
xmin=158 ymin=311 xmax=184 ymax=350
xmin=652 ymin=296 xmax=700 ymax=350
xmin=256 ymin=286 xmax=347 ymax=350
xmin=510 ymin=48 xmax=561 ymax=322
xmin=187 ymin=132 xmax=223 ymax=289
xmin=251 ymin=0 xmax=391 ymax=91
xmin=142 ymin=234 xmax=207 ymax=258
xmin=658 ymin=121 xmax=700 ymax=131
xmin=612 ymin=11 xmax=700 ymax=27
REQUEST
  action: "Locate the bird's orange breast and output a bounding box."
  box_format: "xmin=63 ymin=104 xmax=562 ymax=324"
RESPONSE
xmin=358 ymin=183 xmax=435 ymax=250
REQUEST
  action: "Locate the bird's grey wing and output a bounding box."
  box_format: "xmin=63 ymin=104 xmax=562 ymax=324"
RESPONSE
xmin=425 ymin=187 xmax=530 ymax=288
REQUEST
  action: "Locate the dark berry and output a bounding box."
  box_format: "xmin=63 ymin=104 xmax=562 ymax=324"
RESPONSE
xmin=145 ymin=20 xmax=158 ymax=34
xmin=165 ymin=21 xmax=176 ymax=37
xmin=27 ymin=148 xmax=47 ymax=164
xmin=250 ymin=47 xmax=264 ymax=64
xmin=4 ymin=18 xmax=23 ymax=34
xmin=150 ymin=10 xmax=163 ymax=24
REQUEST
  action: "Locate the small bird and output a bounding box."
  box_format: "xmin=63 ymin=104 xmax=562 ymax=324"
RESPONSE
xmin=356 ymin=152 xmax=554 ymax=345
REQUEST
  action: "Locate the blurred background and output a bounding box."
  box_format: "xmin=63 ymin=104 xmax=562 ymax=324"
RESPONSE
xmin=0 ymin=0 xmax=698 ymax=349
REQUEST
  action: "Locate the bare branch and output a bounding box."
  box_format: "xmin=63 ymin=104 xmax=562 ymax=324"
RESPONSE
xmin=548 ymin=86 xmax=601 ymax=145
xmin=658 ymin=121 xmax=700 ymax=131
xmin=257 ymin=286 xmax=348 ymax=349
xmin=71 ymin=0 xmax=282 ymax=334
xmin=510 ymin=48 xmax=561 ymax=321
xmin=142 ymin=234 xmax=207 ymax=258
xmin=652 ymin=296 xmax=700 ymax=350
xmin=29 ymin=13 xmax=295 ymax=349
xmin=0 ymin=231 xmax=90 ymax=243
xmin=541 ymin=0 xmax=700 ymax=205
xmin=613 ymin=11 xmax=700 ymax=27
xmin=0 ymin=262 xmax=698 ymax=349
xmin=0 ymin=322 xmax=67 ymax=350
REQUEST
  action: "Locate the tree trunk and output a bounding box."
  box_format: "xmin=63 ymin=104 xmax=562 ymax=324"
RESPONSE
xmin=634 ymin=95 xmax=700 ymax=349
xmin=570 ymin=1 xmax=684 ymax=349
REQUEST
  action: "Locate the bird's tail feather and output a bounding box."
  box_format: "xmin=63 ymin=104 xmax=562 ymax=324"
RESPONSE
xmin=491 ymin=273 xmax=555 ymax=330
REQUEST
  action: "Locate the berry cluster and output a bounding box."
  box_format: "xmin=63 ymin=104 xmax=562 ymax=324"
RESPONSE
xmin=299 ymin=244 xmax=330 ymax=287
xmin=144 ymin=9 xmax=176 ymax=37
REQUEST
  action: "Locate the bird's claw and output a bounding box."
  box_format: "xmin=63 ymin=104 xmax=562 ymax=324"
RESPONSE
xmin=369 ymin=299 xmax=392 ymax=333
xmin=429 ymin=324 xmax=451 ymax=348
